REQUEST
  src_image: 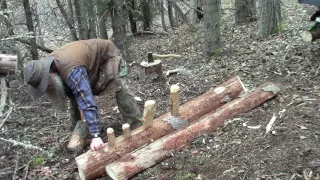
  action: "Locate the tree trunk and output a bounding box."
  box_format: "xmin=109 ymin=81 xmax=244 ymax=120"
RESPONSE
xmin=106 ymin=82 xmax=279 ymax=180
xmin=168 ymin=1 xmax=177 ymax=29
xmin=172 ymin=2 xmax=195 ymax=30
xmin=142 ymin=0 xmax=151 ymax=31
xmin=23 ymin=0 xmax=39 ymax=60
xmin=56 ymin=0 xmax=79 ymax=40
xmin=160 ymin=0 xmax=167 ymax=31
xmin=235 ymin=0 xmax=256 ymax=25
xmin=34 ymin=0 xmax=44 ymax=46
xmin=97 ymin=0 xmax=108 ymax=39
xmin=203 ymin=0 xmax=221 ymax=56
xmin=110 ymin=0 xmax=130 ymax=61
xmin=67 ymin=0 xmax=75 ymax=26
xmin=74 ymin=0 xmax=86 ymax=39
xmin=258 ymin=0 xmax=282 ymax=38
xmin=75 ymin=76 xmax=246 ymax=180
xmin=190 ymin=0 xmax=197 ymax=24
xmin=128 ymin=0 xmax=137 ymax=34
xmin=87 ymin=0 xmax=97 ymax=38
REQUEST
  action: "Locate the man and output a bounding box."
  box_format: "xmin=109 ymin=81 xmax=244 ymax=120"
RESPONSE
xmin=24 ymin=39 xmax=142 ymax=151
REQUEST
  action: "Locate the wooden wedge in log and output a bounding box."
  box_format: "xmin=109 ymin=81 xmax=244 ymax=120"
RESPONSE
xmin=105 ymin=82 xmax=280 ymax=180
xmin=75 ymin=75 xmax=246 ymax=180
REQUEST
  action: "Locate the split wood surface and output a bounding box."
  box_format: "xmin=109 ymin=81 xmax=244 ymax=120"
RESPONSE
xmin=75 ymin=75 xmax=246 ymax=180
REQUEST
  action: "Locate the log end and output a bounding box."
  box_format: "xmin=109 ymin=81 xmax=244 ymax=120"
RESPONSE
xmin=106 ymin=167 xmax=120 ymax=180
xmin=170 ymin=84 xmax=180 ymax=93
xmin=301 ymin=30 xmax=313 ymax=42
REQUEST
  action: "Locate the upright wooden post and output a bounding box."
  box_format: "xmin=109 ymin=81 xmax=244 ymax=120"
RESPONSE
xmin=122 ymin=124 xmax=131 ymax=138
xmin=67 ymin=120 xmax=88 ymax=153
xmin=143 ymin=100 xmax=156 ymax=129
xmin=170 ymin=84 xmax=180 ymax=116
xmin=107 ymin=128 xmax=115 ymax=147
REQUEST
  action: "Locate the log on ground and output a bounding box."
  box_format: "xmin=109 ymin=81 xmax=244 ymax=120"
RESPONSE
xmin=75 ymin=75 xmax=246 ymax=180
xmin=0 ymin=54 xmax=18 ymax=75
xmin=105 ymin=82 xmax=280 ymax=180
xmin=301 ymin=24 xmax=320 ymax=42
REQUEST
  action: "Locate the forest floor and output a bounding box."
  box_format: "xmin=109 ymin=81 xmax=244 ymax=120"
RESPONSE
xmin=1 ymin=0 xmax=320 ymax=180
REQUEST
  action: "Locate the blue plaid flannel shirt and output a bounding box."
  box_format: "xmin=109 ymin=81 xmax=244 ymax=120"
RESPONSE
xmin=67 ymin=66 xmax=101 ymax=134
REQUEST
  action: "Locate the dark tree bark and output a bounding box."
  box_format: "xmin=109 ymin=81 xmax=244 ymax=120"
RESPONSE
xmin=235 ymin=0 xmax=256 ymax=25
xmin=23 ymin=0 xmax=39 ymax=60
xmin=56 ymin=0 xmax=79 ymax=40
xmin=128 ymin=0 xmax=137 ymax=34
xmin=258 ymin=0 xmax=282 ymax=37
xmin=203 ymin=0 xmax=221 ymax=56
xmin=141 ymin=0 xmax=151 ymax=31
xmin=97 ymin=0 xmax=108 ymax=39
xmin=34 ymin=0 xmax=44 ymax=46
xmin=110 ymin=0 xmax=130 ymax=61
xmin=67 ymin=0 xmax=75 ymax=26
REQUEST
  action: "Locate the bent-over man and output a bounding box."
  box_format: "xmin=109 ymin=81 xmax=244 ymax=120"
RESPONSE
xmin=24 ymin=39 xmax=142 ymax=151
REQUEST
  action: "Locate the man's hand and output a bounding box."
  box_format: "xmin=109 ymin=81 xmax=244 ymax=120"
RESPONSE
xmin=90 ymin=137 xmax=105 ymax=151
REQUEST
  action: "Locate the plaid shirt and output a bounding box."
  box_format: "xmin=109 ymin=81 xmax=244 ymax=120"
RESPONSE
xmin=66 ymin=66 xmax=101 ymax=134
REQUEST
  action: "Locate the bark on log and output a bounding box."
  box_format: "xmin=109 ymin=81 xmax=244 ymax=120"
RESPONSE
xmin=0 ymin=54 xmax=17 ymax=75
xmin=75 ymin=76 xmax=246 ymax=180
xmin=140 ymin=60 xmax=163 ymax=82
xmin=106 ymin=82 xmax=280 ymax=180
xmin=67 ymin=120 xmax=88 ymax=153
xmin=301 ymin=23 xmax=320 ymax=42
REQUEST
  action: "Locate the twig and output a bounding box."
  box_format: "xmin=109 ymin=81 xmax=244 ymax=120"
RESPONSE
xmin=0 ymin=98 xmax=13 ymax=130
xmin=0 ymin=137 xmax=44 ymax=151
xmin=23 ymin=163 xmax=29 ymax=180
xmin=0 ymin=77 xmax=8 ymax=117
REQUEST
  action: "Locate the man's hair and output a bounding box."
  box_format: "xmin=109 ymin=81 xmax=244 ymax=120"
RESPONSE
xmin=46 ymin=73 xmax=68 ymax=111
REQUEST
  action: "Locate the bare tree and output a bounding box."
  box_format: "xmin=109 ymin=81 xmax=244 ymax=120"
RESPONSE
xmin=128 ymin=0 xmax=137 ymax=34
xmin=56 ymin=0 xmax=78 ymax=40
xmin=34 ymin=0 xmax=44 ymax=46
xmin=190 ymin=0 xmax=197 ymax=24
xmin=110 ymin=0 xmax=130 ymax=61
xmin=97 ymin=0 xmax=108 ymax=39
xmin=87 ymin=0 xmax=97 ymax=38
xmin=168 ymin=0 xmax=177 ymax=29
xmin=258 ymin=0 xmax=281 ymax=37
xmin=160 ymin=0 xmax=167 ymax=31
xmin=23 ymin=0 xmax=39 ymax=60
xmin=74 ymin=0 xmax=86 ymax=39
xmin=203 ymin=0 xmax=221 ymax=56
xmin=142 ymin=0 xmax=152 ymax=31
xmin=235 ymin=0 xmax=256 ymax=25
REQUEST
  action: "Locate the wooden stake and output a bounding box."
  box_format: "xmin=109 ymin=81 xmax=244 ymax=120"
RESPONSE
xmin=107 ymin=128 xmax=115 ymax=147
xmin=122 ymin=124 xmax=131 ymax=138
xmin=143 ymin=100 xmax=156 ymax=129
xmin=170 ymin=84 xmax=180 ymax=116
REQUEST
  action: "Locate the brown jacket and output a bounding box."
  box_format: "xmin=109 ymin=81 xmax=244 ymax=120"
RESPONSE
xmin=49 ymin=39 xmax=121 ymax=95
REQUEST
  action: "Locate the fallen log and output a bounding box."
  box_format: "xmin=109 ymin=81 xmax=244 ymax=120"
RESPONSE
xmin=301 ymin=23 xmax=320 ymax=42
xmin=0 ymin=54 xmax=18 ymax=75
xmin=105 ymin=82 xmax=280 ymax=180
xmin=75 ymin=75 xmax=246 ymax=180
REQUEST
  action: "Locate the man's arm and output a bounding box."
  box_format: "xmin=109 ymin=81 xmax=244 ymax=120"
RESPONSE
xmin=66 ymin=66 xmax=105 ymax=151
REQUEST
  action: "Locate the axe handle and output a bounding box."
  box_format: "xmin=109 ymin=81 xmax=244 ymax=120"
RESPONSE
xmin=152 ymin=54 xmax=182 ymax=59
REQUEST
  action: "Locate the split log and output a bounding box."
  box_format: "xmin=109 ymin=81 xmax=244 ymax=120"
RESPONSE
xmin=107 ymin=128 xmax=116 ymax=147
xmin=0 ymin=54 xmax=18 ymax=75
xmin=75 ymin=75 xmax=246 ymax=180
xmin=143 ymin=100 xmax=156 ymax=129
xmin=67 ymin=120 xmax=88 ymax=153
xmin=105 ymin=82 xmax=280 ymax=180
xmin=301 ymin=23 xmax=320 ymax=42
xmin=169 ymin=84 xmax=180 ymax=116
